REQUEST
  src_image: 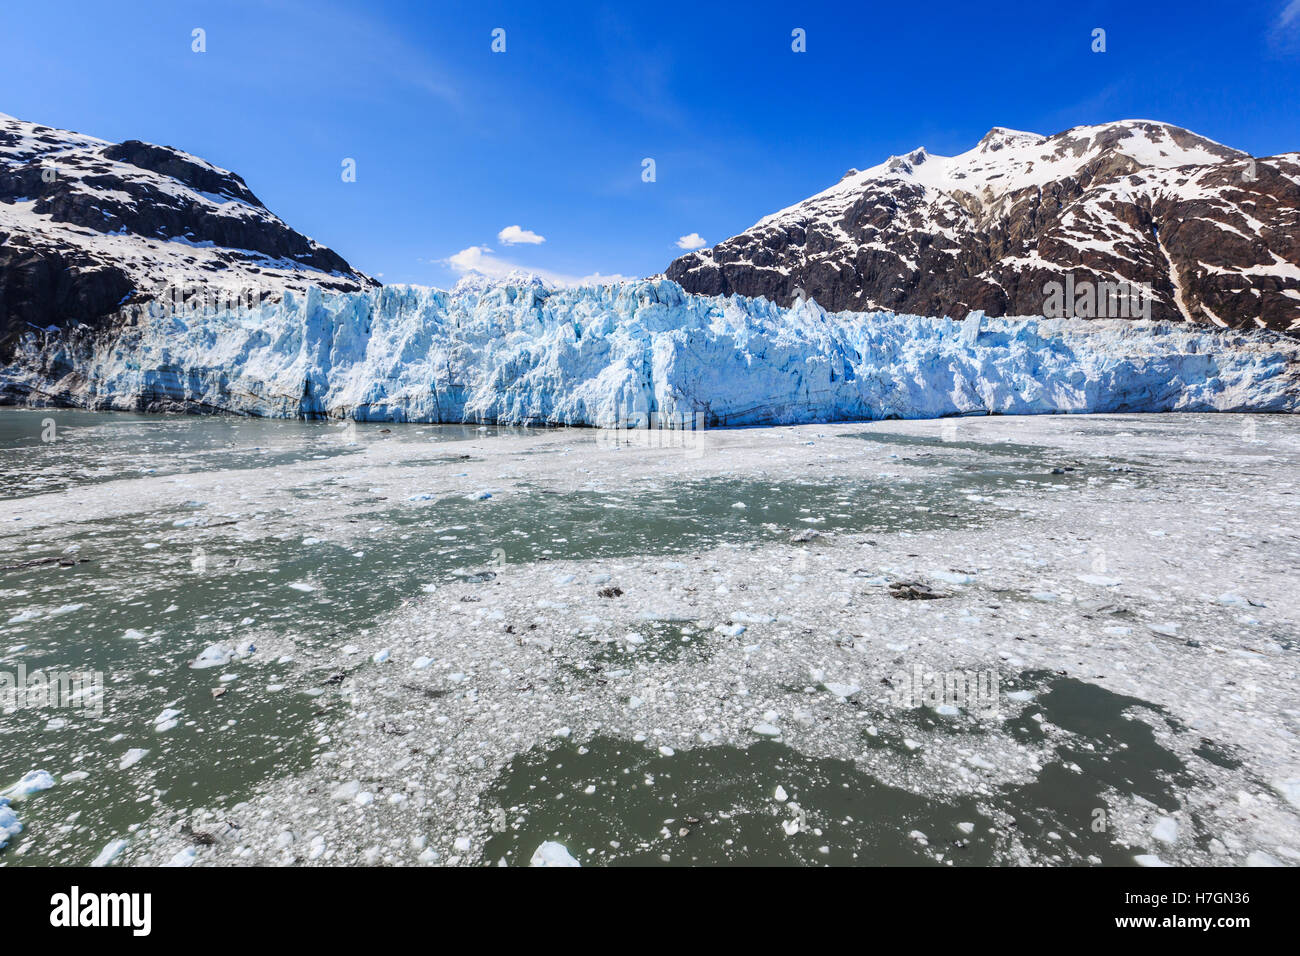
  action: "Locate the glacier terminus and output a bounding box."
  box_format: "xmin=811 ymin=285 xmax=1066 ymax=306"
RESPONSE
xmin=3 ymin=275 xmax=1297 ymax=425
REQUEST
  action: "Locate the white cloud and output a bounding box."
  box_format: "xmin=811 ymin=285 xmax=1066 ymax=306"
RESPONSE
xmin=497 ymin=225 xmax=546 ymax=245
xmin=675 ymin=232 xmax=707 ymax=251
xmin=443 ymin=245 xmax=632 ymax=287
xmin=445 ymin=245 xmax=512 ymax=277
xmin=1281 ymin=0 xmax=1300 ymax=27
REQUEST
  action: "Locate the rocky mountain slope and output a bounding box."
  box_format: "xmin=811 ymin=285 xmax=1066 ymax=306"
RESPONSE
xmin=0 ymin=112 xmax=375 ymax=357
xmin=666 ymin=121 xmax=1300 ymax=332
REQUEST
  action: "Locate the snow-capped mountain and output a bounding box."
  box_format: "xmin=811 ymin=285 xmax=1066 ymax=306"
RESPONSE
xmin=0 ymin=112 xmax=375 ymax=357
xmin=666 ymin=121 xmax=1300 ymax=332
xmin=4 ymin=279 xmax=1296 ymax=422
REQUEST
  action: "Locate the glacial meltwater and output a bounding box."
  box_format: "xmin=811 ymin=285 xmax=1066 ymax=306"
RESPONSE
xmin=1 ymin=409 xmax=1297 ymax=866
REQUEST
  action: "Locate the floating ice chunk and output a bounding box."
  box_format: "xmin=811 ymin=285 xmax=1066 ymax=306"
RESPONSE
xmin=165 ymin=846 xmax=197 ymax=867
xmin=957 ymin=822 xmax=975 ymax=835
xmin=554 ymin=727 xmax=572 ymax=738
xmin=1133 ymin=854 xmax=1169 ymax=867
xmin=731 ymin=502 xmax=747 ymax=509
xmin=752 ymin=722 xmax=781 ymax=737
xmin=1030 ymin=591 xmax=1060 ymax=602
xmin=288 ymin=581 xmax=316 ymax=592
xmin=331 ymin=781 xmax=361 ymax=802
xmin=1149 ymin=622 xmax=1180 ymax=637
xmin=1151 ymin=817 xmax=1178 ymax=845
xmin=91 ymin=838 xmax=128 ymax=867
xmin=119 ymin=749 xmax=149 ymax=770
xmin=1245 ymin=851 xmax=1282 ymax=867
xmin=1103 ymin=626 xmax=1133 ymax=636
xmin=190 ymin=641 xmax=254 ymax=670
xmin=1 ymin=770 xmax=55 ymax=800
xmin=1272 ymin=778 xmax=1300 ymax=811
xmin=1077 ymin=574 xmax=1121 ymax=587
xmin=715 ymin=623 xmax=747 ymax=637
xmin=932 ymin=570 xmax=973 ymax=585
xmin=0 ymin=798 xmax=20 ymax=849
xmin=1006 ymin=690 xmax=1035 ymax=703
xmin=372 ymin=648 xmax=391 ymax=664
xmin=823 ymin=682 xmax=861 ymax=699
xmin=412 ymin=656 xmax=433 ymax=670
xmin=775 ymin=785 xmax=789 ymax=802
xmin=153 ymin=709 xmax=182 ymax=733
xmin=453 ymin=836 xmax=472 ymax=853
xmin=529 ymin=841 xmax=580 ymax=867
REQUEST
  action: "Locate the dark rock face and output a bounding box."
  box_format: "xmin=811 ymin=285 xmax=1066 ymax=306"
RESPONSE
xmin=0 ymin=241 xmax=133 ymax=346
xmin=0 ymin=113 xmax=376 ymax=358
xmin=667 ymin=121 xmax=1300 ymax=332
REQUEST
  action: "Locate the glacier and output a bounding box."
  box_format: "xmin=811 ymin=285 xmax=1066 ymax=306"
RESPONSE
xmin=2 ymin=276 xmax=1297 ymax=424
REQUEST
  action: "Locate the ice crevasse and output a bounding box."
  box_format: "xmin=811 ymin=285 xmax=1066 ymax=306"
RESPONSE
xmin=3 ymin=276 xmax=1297 ymax=424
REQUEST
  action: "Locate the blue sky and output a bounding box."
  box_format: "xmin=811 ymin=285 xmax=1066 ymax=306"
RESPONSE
xmin=5 ymin=0 xmax=1300 ymax=287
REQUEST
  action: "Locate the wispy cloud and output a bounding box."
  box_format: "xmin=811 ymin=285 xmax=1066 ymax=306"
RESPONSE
xmin=497 ymin=225 xmax=546 ymax=245
xmin=1271 ymin=0 xmax=1300 ymax=50
xmin=675 ymin=232 xmax=707 ymax=250
xmin=281 ymin=0 xmax=462 ymax=110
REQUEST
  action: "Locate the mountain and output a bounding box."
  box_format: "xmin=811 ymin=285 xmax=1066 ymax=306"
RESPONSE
xmin=0 ymin=112 xmax=375 ymax=357
xmin=4 ymin=278 xmax=1296 ymax=421
xmin=666 ymin=121 xmax=1300 ymax=332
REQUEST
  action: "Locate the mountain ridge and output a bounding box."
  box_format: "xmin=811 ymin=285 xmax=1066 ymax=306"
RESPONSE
xmin=667 ymin=120 xmax=1300 ymax=332
xmin=0 ymin=111 xmax=376 ymax=358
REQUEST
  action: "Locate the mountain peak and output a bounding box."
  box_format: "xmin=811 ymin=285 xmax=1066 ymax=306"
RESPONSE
xmin=977 ymin=127 xmax=1045 ymax=152
xmin=0 ymin=113 xmax=375 ymax=356
xmin=667 ymin=119 xmax=1299 ymax=332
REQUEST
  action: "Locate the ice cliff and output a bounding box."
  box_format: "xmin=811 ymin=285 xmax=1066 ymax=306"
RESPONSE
xmin=2 ymin=277 xmax=1297 ymax=425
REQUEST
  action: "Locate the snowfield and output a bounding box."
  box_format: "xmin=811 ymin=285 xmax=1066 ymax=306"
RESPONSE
xmin=3 ymin=276 xmax=1297 ymax=423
